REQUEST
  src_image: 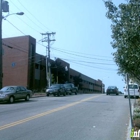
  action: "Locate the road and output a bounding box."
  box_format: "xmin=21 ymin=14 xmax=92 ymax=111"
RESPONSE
xmin=0 ymin=93 xmax=131 ymax=140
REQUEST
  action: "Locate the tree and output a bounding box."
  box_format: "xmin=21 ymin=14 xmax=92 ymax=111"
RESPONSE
xmin=73 ymin=74 xmax=83 ymax=89
xmin=51 ymin=60 xmax=67 ymax=83
xmin=104 ymin=0 xmax=140 ymax=82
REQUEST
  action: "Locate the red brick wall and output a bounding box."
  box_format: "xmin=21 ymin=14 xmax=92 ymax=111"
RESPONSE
xmin=2 ymin=36 xmax=35 ymax=88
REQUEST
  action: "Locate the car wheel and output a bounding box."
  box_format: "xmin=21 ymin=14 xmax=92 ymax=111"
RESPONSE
xmin=75 ymin=92 xmax=77 ymax=95
xmin=124 ymin=96 xmax=126 ymax=98
xmin=9 ymin=96 xmax=14 ymax=103
xmin=46 ymin=94 xmax=49 ymax=96
xmin=25 ymin=95 xmax=30 ymax=101
xmin=63 ymin=93 xmax=66 ymax=96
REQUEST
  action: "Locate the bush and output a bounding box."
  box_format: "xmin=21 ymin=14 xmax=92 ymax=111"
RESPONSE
xmin=133 ymin=118 xmax=140 ymax=128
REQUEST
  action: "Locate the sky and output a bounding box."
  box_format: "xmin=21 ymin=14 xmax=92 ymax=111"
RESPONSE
xmin=2 ymin=0 xmax=127 ymax=92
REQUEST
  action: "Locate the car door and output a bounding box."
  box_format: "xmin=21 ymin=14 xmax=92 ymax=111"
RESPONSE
xmin=60 ymin=85 xmax=65 ymax=94
xmin=15 ymin=86 xmax=22 ymax=99
xmin=19 ymin=86 xmax=28 ymax=99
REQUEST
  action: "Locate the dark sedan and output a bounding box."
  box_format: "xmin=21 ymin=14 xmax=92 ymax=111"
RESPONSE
xmin=106 ymin=86 xmax=119 ymax=95
xmin=46 ymin=84 xmax=66 ymax=96
xmin=0 ymin=86 xmax=33 ymax=103
xmin=63 ymin=83 xmax=78 ymax=95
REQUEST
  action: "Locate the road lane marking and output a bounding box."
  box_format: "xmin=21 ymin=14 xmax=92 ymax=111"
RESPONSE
xmin=0 ymin=94 xmax=102 ymax=131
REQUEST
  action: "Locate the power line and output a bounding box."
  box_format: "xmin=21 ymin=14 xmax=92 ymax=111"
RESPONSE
xmin=3 ymin=40 xmax=28 ymax=53
xmin=8 ymin=0 xmax=46 ymax=32
xmin=17 ymin=0 xmax=52 ymax=32
xmin=8 ymin=10 xmax=41 ymax=34
xmin=57 ymin=58 xmax=116 ymax=65
xmin=51 ymin=47 xmax=114 ymax=61
xmin=51 ymin=46 xmax=113 ymax=58
xmin=66 ymin=60 xmax=117 ymax=71
xmin=6 ymin=19 xmax=26 ymax=35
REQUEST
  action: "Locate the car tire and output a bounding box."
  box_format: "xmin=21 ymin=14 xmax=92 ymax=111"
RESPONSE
xmin=9 ymin=96 xmax=14 ymax=103
xmin=47 ymin=94 xmax=49 ymax=96
xmin=25 ymin=95 xmax=30 ymax=101
xmin=75 ymin=92 xmax=77 ymax=95
xmin=63 ymin=93 xmax=66 ymax=96
xmin=124 ymin=96 xmax=126 ymax=98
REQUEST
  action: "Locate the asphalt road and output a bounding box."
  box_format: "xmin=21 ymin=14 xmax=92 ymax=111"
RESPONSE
xmin=0 ymin=93 xmax=131 ymax=140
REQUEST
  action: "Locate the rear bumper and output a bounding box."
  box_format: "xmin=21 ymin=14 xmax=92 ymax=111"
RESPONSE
xmin=106 ymin=92 xmax=118 ymax=94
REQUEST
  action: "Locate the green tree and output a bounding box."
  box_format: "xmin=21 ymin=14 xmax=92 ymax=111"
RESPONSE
xmin=73 ymin=74 xmax=83 ymax=89
xmin=104 ymin=0 xmax=140 ymax=81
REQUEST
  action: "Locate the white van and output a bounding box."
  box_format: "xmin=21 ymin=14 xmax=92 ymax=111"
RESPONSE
xmin=124 ymin=84 xmax=140 ymax=98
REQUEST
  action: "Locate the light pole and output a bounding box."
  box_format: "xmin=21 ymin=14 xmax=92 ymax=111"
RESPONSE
xmin=0 ymin=0 xmax=2 ymax=88
xmin=0 ymin=0 xmax=24 ymax=88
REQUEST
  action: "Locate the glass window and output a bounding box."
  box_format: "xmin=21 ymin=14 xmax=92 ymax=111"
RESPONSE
xmin=128 ymin=84 xmax=138 ymax=89
xmin=20 ymin=86 xmax=26 ymax=91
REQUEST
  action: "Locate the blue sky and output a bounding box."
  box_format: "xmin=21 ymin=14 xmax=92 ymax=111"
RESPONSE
xmin=2 ymin=0 xmax=127 ymax=92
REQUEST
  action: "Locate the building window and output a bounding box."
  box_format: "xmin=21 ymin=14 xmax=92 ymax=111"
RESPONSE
xmin=35 ymin=64 xmax=39 ymax=69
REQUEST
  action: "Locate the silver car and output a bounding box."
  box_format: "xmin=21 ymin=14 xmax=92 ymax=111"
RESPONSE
xmin=0 ymin=86 xmax=33 ymax=103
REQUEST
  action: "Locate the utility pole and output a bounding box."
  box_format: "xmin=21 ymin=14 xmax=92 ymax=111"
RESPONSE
xmin=0 ymin=0 xmax=2 ymax=89
xmin=41 ymin=32 xmax=56 ymax=88
xmin=0 ymin=0 xmax=9 ymax=88
xmin=126 ymin=74 xmax=133 ymax=129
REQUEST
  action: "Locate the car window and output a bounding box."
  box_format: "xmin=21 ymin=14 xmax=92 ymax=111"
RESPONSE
xmin=128 ymin=85 xmax=138 ymax=89
xmin=20 ymin=86 xmax=26 ymax=91
xmin=1 ymin=86 xmax=15 ymax=91
xmin=64 ymin=84 xmax=71 ymax=88
xmin=17 ymin=87 xmax=21 ymax=91
xmin=108 ymin=86 xmax=117 ymax=89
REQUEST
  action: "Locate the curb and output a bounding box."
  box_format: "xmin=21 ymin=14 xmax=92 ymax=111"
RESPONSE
xmin=32 ymin=93 xmax=46 ymax=98
xmin=126 ymin=102 xmax=134 ymax=140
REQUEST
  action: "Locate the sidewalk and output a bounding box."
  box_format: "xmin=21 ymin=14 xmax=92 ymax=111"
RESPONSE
xmin=32 ymin=92 xmax=46 ymax=98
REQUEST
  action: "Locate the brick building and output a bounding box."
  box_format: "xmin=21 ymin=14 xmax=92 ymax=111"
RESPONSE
xmin=2 ymin=35 xmax=36 ymax=89
xmin=2 ymin=35 xmax=104 ymax=92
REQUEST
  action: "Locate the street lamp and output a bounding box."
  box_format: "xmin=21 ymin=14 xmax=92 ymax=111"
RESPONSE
xmin=2 ymin=12 xmax=24 ymax=20
xmin=0 ymin=0 xmax=24 ymax=88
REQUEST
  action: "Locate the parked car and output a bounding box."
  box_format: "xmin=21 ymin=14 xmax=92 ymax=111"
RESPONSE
xmin=106 ymin=86 xmax=119 ymax=95
xmin=124 ymin=84 xmax=140 ymax=98
xmin=46 ymin=84 xmax=66 ymax=96
xmin=63 ymin=83 xmax=78 ymax=95
xmin=0 ymin=86 xmax=33 ymax=103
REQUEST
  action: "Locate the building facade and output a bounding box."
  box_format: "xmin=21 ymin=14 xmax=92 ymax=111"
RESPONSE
xmin=2 ymin=35 xmax=36 ymax=89
xmin=2 ymin=35 xmax=104 ymax=92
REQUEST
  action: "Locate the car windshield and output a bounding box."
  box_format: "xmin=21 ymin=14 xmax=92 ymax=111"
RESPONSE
xmin=0 ymin=86 xmax=16 ymax=91
xmin=128 ymin=85 xmax=138 ymax=89
xmin=49 ymin=85 xmax=60 ymax=88
xmin=64 ymin=84 xmax=71 ymax=87
xmin=108 ymin=86 xmax=116 ymax=89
